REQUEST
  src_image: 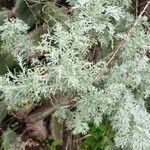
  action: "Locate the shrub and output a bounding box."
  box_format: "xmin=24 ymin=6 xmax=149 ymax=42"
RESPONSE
xmin=0 ymin=0 xmax=150 ymax=149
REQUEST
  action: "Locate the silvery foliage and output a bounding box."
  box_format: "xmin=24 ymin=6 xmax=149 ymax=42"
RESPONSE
xmin=0 ymin=18 xmax=35 ymax=57
xmin=0 ymin=0 xmax=150 ymax=149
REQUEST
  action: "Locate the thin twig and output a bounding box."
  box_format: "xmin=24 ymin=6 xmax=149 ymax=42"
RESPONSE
xmin=24 ymin=0 xmax=39 ymax=25
xmin=73 ymin=134 xmax=93 ymax=142
xmin=135 ymin=0 xmax=139 ymax=19
xmin=93 ymin=1 xmax=150 ymax=82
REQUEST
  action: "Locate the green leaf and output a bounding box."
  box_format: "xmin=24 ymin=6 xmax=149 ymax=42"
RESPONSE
xmin=0 ymin=104 xmax=7 ymax=124
xmin=50 ymin=139 xmax=63 ymax=150
xmin=2 ymin=128 xmax=17 ymax=150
